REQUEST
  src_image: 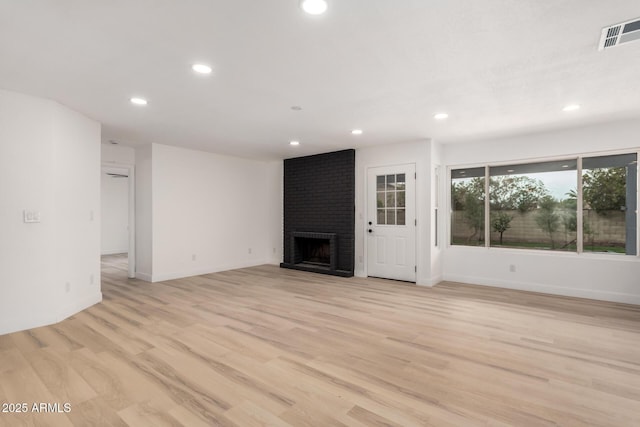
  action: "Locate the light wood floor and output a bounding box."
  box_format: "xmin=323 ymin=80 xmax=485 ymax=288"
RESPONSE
xmin=1 ymin=255 xmax=640 ymax=426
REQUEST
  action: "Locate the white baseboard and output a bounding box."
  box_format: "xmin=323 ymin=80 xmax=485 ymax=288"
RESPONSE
xmin=101 ymin=249 xmax=128 ymax=255
xmin=0 ymin=292 xmax=103 ymax=336
xmin=135 ymin=271 xmax=153 ymax=282
xmin=443 ymin=274 xmax=640 ymax=305
xmin=150 ymin=259 xmax=272 ymax=282
xmin=417 ymin=275 xmax=442 ymax=287
xmin=0 ymin=312 xmax=57 ymax=336
xmin=58 ymin=292 xmax=103 ymax=322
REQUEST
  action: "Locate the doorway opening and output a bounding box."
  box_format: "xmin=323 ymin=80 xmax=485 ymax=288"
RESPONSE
xmin=101 ymin=164 xmax=135 ymax=278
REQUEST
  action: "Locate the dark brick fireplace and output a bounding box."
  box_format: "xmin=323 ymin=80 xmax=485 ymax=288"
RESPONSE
xmin=280 ymin=149 xmax=354 ymax=277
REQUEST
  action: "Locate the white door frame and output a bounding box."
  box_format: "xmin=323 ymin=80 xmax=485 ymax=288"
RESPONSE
xmin=364 ymin=162 xmax=417 ymax=281
xmin=101 ymin=162 xmax=136 ymax=279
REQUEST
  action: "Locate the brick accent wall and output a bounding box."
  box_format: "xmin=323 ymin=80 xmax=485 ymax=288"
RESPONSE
xmin=281 ymin=149 xmax=355 ymax=276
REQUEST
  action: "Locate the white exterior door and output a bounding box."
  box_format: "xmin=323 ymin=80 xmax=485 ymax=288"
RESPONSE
xmin=367 ymin=164 xmax=416 ymax=282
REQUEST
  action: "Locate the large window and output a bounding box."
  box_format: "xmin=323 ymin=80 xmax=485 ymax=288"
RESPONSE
xmin=489 ymin=160 xmax=577 ymax=251
xmin=450 ymin=153 xmax=638 ymax=255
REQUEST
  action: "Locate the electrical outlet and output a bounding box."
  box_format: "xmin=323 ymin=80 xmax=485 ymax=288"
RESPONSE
xmin=272 ymin=247 xmax=276 ymax=254
xmin=65 ymin=282 xmax=71 ymax=293
xmin=192 ymin=254 xmax=197 ymax=261
xmin=509 ymin=264 xmax=516 ymax=273
xmin=248 ymin=248 xmax=252 ymax=254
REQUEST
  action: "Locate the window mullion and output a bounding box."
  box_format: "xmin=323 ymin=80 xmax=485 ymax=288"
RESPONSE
xmin=484 ymin=165 xmax=490 ymax=247
xmin=637 ymin=151 xmax=640 ymax=258
xmin=577 ymin=157 xmax=583 ymax=253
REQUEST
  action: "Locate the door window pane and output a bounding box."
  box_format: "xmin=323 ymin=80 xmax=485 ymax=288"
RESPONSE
xmin=386 ymin=174 xmax=395 ymax=190
xmin=386 ymin=209 xmax=396 ymax=225
xmin=386 ymin=192 xmax=396 ymax=207
xmin=582 ymin=153 xmax=637 ymax=255
xmin=451 ymin=167 xmax=485 ymax=246
xmin=397 ymin=209 xmax=406 ymax=225
xmin=376 ymin=173 xmax=408 ymax=226
xmin=397 ymin=191 xmax=406 ymax=208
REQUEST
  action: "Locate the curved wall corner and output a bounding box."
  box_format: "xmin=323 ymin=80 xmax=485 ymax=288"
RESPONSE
xmin=0 ymin=89 xmax=101 ymax=335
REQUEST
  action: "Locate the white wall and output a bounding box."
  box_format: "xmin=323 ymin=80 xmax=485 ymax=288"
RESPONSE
xmin=102 ymin=143 xmax=135 ymax=165
xmin=101 ymin=169 xmax=129 ymax=254
xmin=135 ymin=143 xmax=281 ymax=282
xmin=265 ymin=160 xmax=284 ymax=264
xmin=355 ymin=140 xmax=440 ymax=285
xmin=52 ymin=103 xmax=102 ymax=319
xmin=430 ymin=141 xmax=444 ymax=283
xmin=0 ymin=89 xmax=101 ymax=335
xmin=441 ymin=118 xmax=640 ymax=304
xmin=135 ymin=144 xmax=153 ymax=281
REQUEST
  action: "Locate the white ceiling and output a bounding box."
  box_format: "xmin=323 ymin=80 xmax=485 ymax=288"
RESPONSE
xmin=1 ymin=1 xmax=639 ymax=160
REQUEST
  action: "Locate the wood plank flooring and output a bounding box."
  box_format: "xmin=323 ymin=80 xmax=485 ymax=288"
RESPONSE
xmin=1 ymin=253 xmax=639 ymax=426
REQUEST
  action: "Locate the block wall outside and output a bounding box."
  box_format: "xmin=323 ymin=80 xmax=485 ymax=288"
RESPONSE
xmin=452 ymin=210 xmax=627 ymax=246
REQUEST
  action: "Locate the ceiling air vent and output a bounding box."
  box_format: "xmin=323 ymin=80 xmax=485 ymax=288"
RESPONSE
xmin=599 ymin=17 xmax=640 ymax=50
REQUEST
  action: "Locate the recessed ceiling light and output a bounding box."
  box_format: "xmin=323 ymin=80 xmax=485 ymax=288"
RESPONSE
xmin=300 ymin=0 xmax=328 ymax=15
xmin=192 ymin=64 xmax=212 ymax=74
xmin=434 ymin=113 xmax=449 ymax=120
xmin=130 ymin=97 xmax=148 ymax=106
xmin=459 ymin=171 xmax=466 ymax=174
xmin=290 ymin=140 xmax=300 ymax=146
xmin=563 ymin=104 xmax=580 ymax=112
xmin=562 ymin=164 xmax=569 ymax=168
xmin=291 ymin=106 xmax=302 ymax=111
xmin=507 ymin=169 xmax=515 ymax=173
xmin=351 ymin=129 xmax=363 ymax=135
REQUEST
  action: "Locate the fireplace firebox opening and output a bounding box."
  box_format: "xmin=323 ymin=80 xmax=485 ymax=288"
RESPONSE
xmin=289 ymin=232 xmax=337 ymax=272
xmin=299 ymin=238 xmax=330 ymax=266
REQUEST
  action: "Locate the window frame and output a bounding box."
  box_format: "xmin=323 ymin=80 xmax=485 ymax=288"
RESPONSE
xmin=447 ymin=149 xmax=640 ymax=258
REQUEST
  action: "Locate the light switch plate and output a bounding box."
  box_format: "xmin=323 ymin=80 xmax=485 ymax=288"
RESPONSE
xmin=23 ymin=210 xmax=42 ymax=223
